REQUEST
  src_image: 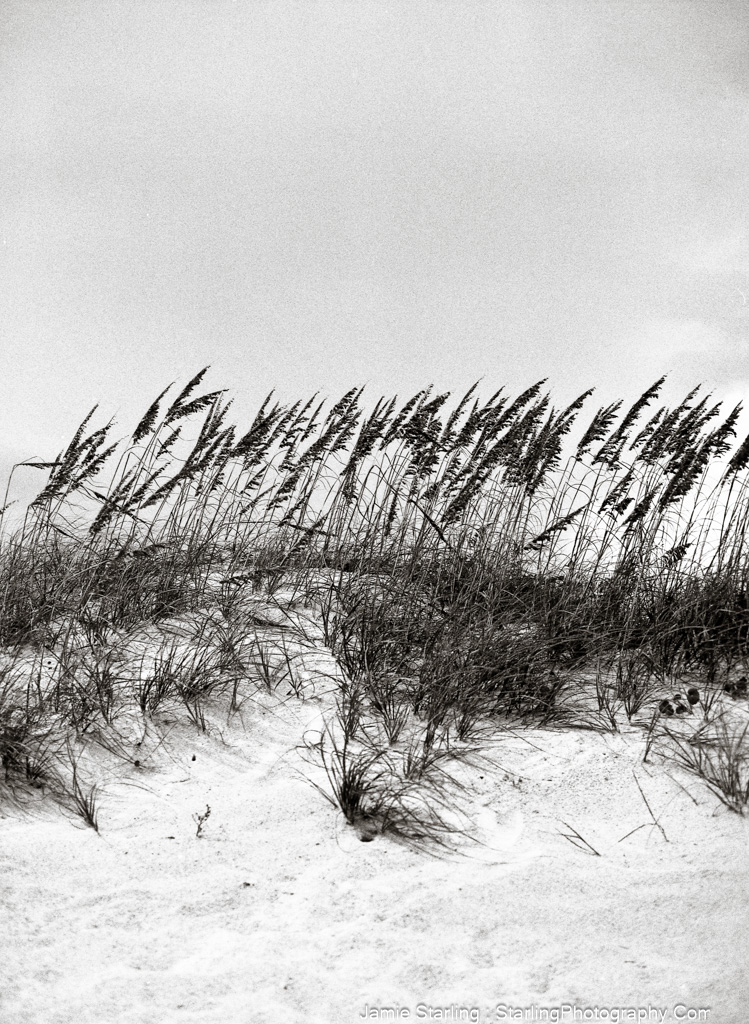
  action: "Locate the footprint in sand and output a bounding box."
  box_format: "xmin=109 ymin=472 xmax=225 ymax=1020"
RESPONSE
xmin=471 ymin=805 xmax=526 ymax=862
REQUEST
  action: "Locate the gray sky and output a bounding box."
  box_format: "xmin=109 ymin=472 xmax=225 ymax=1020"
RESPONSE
xmin=2 ymin=0 xmax=749 ymax=503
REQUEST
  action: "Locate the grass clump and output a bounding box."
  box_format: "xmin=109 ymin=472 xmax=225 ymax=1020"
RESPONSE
xmin=2 ymin=368 xmax=749 ymax=838
xmin=659 ymin=714 xmax=749 ymax=814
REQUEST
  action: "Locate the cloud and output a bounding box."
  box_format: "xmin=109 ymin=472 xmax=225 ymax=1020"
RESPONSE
xmin=627 ymin=319 xmax=728 ymax=359
xmin=676 ymin=228 xmax=749 ymax=277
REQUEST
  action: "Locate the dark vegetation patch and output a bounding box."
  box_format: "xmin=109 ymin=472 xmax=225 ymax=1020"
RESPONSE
xmin=2 ymin=369 xmax=749 ymax=840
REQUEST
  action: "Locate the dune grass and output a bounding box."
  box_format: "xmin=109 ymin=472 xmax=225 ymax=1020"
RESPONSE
xmin=2 ymin=369 xmax=749 ymax=842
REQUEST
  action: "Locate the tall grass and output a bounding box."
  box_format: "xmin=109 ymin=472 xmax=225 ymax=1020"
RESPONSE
xmin=3 ymin=369 xmax=749 ymax=831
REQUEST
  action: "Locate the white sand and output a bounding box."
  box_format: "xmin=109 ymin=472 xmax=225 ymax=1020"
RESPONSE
xmin=1 ymin=595 xmax=747 ymax=1024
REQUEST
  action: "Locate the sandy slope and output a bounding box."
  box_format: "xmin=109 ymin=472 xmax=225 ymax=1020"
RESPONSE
xmin=1 ymin=595 xmax=748 ymax=1024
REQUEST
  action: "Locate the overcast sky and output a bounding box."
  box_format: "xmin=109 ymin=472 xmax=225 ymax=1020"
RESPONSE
xmin=2 ymin=0 xmax=749 ymax=502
